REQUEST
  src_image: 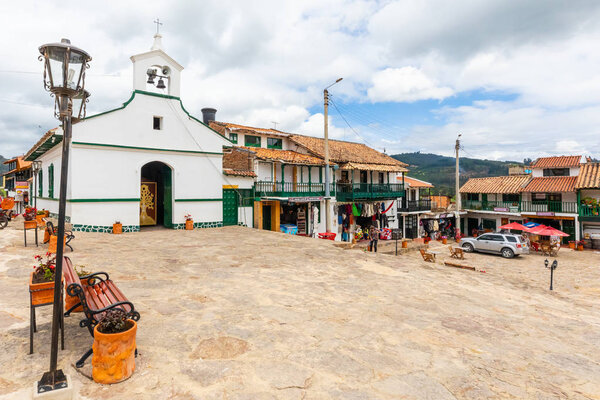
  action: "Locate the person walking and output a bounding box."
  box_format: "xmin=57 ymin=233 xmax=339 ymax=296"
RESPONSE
xmin=369 ymin=219 xmax=380 ymax=253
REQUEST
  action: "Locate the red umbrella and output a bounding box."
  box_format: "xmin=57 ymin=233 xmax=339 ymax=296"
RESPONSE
xmin=528 ymin=225 xmax=569 ymax=237
xmin=498 ymin=222 xmax=531 ymax=231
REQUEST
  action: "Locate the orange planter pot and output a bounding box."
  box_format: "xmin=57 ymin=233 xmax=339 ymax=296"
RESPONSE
xmin=29 ymin=272 xmax=61 ymax=306
xmin=35 ymin=215 xmax=45 ymax=227
xmin=64 ymin=278 xmax=88 ymax=313
xmin=43 ymin=210 xmax=50 ymax=217
xmin=113 ymin=223 xmax=123 ymax=234
xmin=401 ymin=241 xmax=408 ymax=249
xmin=24 ymin=220 xmax=37 ymax=230
xmin=442 ymin=238 xmax=448 ymax=245
xmin=568 ymin=241 xmax=575 ymax=249
xmin=185 ymin=220 xmax=194 ymax=230
xmin=92 ymin=320 xmax=137 ymax=384
xmin=48 ymin=235 xmax=66 ymax=254
xmin=577 ymin=244 xmax=584 ymax=251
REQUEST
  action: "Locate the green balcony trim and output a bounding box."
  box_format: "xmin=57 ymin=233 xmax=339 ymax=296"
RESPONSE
xmin=69 ymin=198 xmax=140 ymax=203
xmin=72 ymin=141 xmax=222 ymax=156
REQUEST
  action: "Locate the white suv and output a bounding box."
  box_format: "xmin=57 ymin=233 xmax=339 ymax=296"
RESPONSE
xmin=460 ymin=233 xmax=529 ymax=258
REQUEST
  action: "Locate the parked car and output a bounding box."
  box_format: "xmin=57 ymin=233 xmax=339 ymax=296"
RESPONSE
xmin=460 ymin=233 xmax=529 ymax=258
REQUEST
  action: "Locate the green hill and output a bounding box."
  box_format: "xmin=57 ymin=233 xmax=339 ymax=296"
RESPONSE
xmin=0 ymin=155 xmax=7 ymax=175
xmin=392 ymin=152 xmax=521 ymax=196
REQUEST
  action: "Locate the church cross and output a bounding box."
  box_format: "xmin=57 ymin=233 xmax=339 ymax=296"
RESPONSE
xmin=154 ymin=18 xmax=163 ymax=34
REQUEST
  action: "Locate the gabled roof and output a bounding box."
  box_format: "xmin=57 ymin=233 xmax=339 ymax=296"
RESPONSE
xmin=460 ymin=175 xmax=531 ymax=194
xmin=223 ymin=169 xmax=256 ymax=177
xmin=521 ymin=176 xmax=577 ymax=193
xmin=210 ymin=121 xmax=289 ymax=137
xmin=531 ymin=155 xmax=582 ymax=169
xmin=341 ymin=162 xmax=408 ymax=173
xmin=288 ymin=135 xmax=408 ymax=167
xmin=576 ymin=163 xmax=600 ymax=189
xmin=24 ymin=128 xmax=62 ymax=161
xmin=402 ymin=176 xmax=434 ymax=188
xmin=2 ymin=156 xmax=31 ymax=174
xmin=242 ymin=146 xmax=328 ymax=166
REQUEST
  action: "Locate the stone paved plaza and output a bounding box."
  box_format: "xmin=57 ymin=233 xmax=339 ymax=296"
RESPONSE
xmin=1 ymin=226 xmax=599 ymax=399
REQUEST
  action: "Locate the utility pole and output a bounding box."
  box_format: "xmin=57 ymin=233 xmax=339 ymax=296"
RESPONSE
xmin=455 ymin=134 xmax=462 ymax=238
xmin=323 ymin=78 xmax=343 ymax=233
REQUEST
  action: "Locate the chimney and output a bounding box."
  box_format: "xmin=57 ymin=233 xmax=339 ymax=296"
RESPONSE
xmin=201 ymin=108 xmax=217 ymax=125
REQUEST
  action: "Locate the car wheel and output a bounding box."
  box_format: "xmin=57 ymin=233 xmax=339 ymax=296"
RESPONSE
xmin=463 ymin=243 xmax=474 ymax=253
xmin=501 ymin=247 xmax=514 ymax=258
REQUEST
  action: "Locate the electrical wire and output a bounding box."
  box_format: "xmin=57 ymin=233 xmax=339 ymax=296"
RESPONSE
xmin=328 ymin=97 xmax=377 ymax=148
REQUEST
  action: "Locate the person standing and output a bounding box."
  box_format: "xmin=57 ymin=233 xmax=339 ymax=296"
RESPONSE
xmin=369 ymin=219 xmax=380 ymax=252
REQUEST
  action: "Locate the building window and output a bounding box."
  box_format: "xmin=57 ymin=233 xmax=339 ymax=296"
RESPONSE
xmin=48 ymin=164 xmax=54 ymax=198
xmin=341 ymin=170 xmax=349 ymax=182
xmin=532 ymin=193 xmax=546 ymax=204
xmin=502 ymin=194 xmax=520 ymax=203
xmin=543 ymin=168 xmax=569 ymax=176
xmin=378 ymin=172 xmax=384 ymax=184
xmin=229 ymin=133 xmax=238 ymax=144
xmin=153 ymin=116 xmax=163 ymax=130
xmin=466 ymin=193 xmax=479 ymax=201
xmin=38 ymin=170 xmax=43 ymax=197
xmin=245 ymin=135 xmax=261 ymax=147
xmin=267 ymin=137 xmax=282 ymax=149
xmin=482 ymin=218 xmax=496 ymax=230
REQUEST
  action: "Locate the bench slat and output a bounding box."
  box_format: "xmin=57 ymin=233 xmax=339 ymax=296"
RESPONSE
xmin=63 ymin=256 xmax=81 ymax=287
xmin=103 ymin=281 xmax=132 ymax=313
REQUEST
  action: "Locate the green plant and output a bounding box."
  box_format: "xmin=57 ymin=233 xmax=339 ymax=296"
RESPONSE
xmin=74 ymin=265 xmax=91 ymax=277
xmin=36 ymin=210 xmax=45 ymax=215
xmin=32 ymin=253 xmax=56 ymax=283
xmin=97 ymin=309 xmax=129 ymax=334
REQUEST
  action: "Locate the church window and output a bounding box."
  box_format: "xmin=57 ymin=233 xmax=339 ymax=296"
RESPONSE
xmin=245 ymin=135 xmax=261 ymax=147
xmin=153 ymin=116 xmax=163 ymax=130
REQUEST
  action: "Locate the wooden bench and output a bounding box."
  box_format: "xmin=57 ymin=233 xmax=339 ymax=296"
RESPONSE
xmin=63 ymin=256 xmax=140 ymax=368
xmin=44 ymin=221 xmax=75 ymax=251
xmin=419 ymin=249 xmax=436 ymax=263
xmin=450 ymin=247 xmax=465 ymax=260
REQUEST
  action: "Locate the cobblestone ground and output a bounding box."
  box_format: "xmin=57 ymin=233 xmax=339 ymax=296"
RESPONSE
xmin=0 ymin=225 xmax=599 ymax=399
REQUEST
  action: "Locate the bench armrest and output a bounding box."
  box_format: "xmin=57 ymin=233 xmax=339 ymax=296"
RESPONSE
xmin=90 ymin=301 xmax=141 ymax=322
xmin=79 ymin=272 xmax=110 ymax=286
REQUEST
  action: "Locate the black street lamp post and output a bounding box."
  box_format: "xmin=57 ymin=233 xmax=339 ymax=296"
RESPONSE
xmin=32 ymin=160 xmax=42 ymax=209
xmin=544 ymin=259 xmax=558 ymax=291
xmin=37 ymin=38 xmax=91 ymax=394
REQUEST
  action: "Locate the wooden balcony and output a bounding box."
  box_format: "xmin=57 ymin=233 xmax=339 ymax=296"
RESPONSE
xmin=336 ymin=183 xmax=405 ymax=201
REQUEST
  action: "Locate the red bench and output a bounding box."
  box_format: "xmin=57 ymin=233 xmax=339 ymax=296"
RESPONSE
xmin=63 ymin=256 xmax=140 ymax=367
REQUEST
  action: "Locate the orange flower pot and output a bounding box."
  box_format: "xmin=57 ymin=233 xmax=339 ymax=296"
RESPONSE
xmin=43 ymin=210 xmax=50 ymax=217
xmin=113 ymin=223 xmax=123 ymax=234
xmin=185 ymin=220 xmax=194 ymax=230
xmin=577 ymin=244 xmax=584 ymax=251
xmin=92 ymin=320 xmax=137 ymax=384
xmin=402 ymin=241 xmax=408 ymax=248
xmin=442 ymin=238 xmax=448 ymax=245
xmin=568 ymin=241 xmax=575 ymax=249
xmin=48 ymin=235 xmax=66 ymax=254
xmin=64 ymin=278 xmax=88 ymax=313
xmin=24 ymin=220 xmax=37 ymax=230
xmin=29 ymin=272 xmax=61 ymax=306
xmin=35 ymin=215 xmax=45 ymax=227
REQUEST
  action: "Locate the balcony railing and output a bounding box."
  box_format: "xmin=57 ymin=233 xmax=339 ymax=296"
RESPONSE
xmin=398 ymin=199 xmax=431 ymax=212
xmin=336 ymin=183 xmax=405 ymax=201
xmin=463 ymin=200 xmax=521 ymax=213
xmin=521 ymin=201 xmax=577 ymax=214
xmin=254 ymin=181 xmax=333 ymax=197
xmin=579 ymin=203 xmax=600 ymax=218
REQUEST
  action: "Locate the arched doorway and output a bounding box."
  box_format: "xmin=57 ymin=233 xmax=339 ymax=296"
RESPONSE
xmin=140 ymin=161 xmax=172 ymax=228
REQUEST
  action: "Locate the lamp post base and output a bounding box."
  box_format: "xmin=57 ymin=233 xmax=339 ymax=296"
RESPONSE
xmin=34 ymin=370 xmax=72 ymax=399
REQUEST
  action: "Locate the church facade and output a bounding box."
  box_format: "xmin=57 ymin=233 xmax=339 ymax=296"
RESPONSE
xmin=25 ymin=34 xmax=232 ymax=232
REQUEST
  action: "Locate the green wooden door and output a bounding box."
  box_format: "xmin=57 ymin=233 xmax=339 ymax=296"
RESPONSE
xmin=262 ymin=205 xmax=271 ymax=230
xmin=162 ymin=164 xmax=173 ymax=228
xmin=222 ymin=189 xmax=238 ymax=226
xmin=562 ymin=220 xmax=575 ymax=244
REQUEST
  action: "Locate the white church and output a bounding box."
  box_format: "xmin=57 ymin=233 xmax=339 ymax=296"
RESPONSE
xmin=25 ymin=34 xmax=233 ymax=232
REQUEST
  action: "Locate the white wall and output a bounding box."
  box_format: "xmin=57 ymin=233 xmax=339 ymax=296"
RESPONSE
xmin=257 ymin=162 xmax=273 ymax=181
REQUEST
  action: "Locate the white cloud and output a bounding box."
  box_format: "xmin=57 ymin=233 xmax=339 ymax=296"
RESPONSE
xmin=367 ymin=67 xmax=453 ymax=102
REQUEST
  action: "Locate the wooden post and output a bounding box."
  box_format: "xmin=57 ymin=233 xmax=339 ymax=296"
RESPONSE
xmin=253 ymin=201 xmax=262 ymax=229
xmin=271 ymin=201 xmax=280 ymax=232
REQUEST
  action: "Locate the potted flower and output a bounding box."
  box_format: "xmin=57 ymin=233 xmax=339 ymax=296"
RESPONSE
xmin=113 ymin=220 xmax=123 ymax=234
xmin=35 ymin=210 xmax=46 ymax=226
xmin=23 ymin=206 xmax=37 ymax=230
xmin=441 ymin=235 xmax=448 ymax=245
xmin=92 ymin=308 xmax=137 ymax=384
xmin=65 ymin=265 xmax=91 ymax=313
xmin=577 ymin=240 xmax=585 ymax=251
xmin=184 ymin=213 xmax=193 ymax=230
xmin=29 ymin=253 xmax=59 ymax=306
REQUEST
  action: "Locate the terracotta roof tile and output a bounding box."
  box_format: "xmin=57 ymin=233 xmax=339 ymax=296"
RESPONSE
xmin=289 ymin=135 xmax=408 ymax=167
xmin=521 ymin=176 xmax=577 ymax=193
xmin=210 ymin=121 xmax=289 ymax=137
xmin=3 ymin=156 xmax=31 ymax=174
xmin=223 ymin=169 xmax=257 ymax=177
xmin=460 ymin=175 xmax=531 ymax=194
xmin=242 ymin=146 xmax=328 ymax=165
xmin=576 ymin=163 xmax=600 ymax=189
xmin=401 ymin=176 xmax=434 ymax=188
xmin=531 ymin=155 xmax=582 ymax=168
xmin=341 ymin=161 xmax=408 ymax=173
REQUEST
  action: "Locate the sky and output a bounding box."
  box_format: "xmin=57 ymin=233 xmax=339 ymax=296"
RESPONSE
xmin=1 ymin=1 xmax=600 ymax=162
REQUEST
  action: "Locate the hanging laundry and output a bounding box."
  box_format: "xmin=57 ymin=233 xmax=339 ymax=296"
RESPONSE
xmin=352 ymin=203 xmax=361 ymax=216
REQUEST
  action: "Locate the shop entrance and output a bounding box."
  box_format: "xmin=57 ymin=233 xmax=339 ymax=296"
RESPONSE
xmin=400 ymin=214 xmax=418 ymax=238
xmin=467 ymin=218 xmax=478 ymax=236
xmin=281 ymin=203 xmax=308 ymax=235
xmin=140 ymin=161 xmax=172 ymax=228
xmin=262 ymin=205 xmax=271 ymax=230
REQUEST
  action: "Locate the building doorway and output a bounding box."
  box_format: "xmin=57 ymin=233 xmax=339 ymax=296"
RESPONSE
xmin=467 ymin=217 xmax=479 ymax=236
xmin=140 ymin=161 xmax=172 ymax=228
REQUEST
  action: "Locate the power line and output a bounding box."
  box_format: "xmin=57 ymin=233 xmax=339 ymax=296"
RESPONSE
xmin=328 ymin=97 xmax=377 ymax=148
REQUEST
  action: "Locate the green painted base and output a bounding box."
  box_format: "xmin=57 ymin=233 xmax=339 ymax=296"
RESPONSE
xmin=48 ymin=213 xmax=71 ymax=223
xmin=173 ymin=221 xmax=224 ymax=229
xmin=72 ymin=224 xmax=141 ymax=233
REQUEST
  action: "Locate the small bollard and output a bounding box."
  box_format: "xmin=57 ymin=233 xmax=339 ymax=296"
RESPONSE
xmin=544 ymin=259 xmax=558 ymax=290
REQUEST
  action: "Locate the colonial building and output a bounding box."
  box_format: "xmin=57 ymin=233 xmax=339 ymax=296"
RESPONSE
xmin=211 ymin=121 xmax=409 ymax=239
xmin=24 ymin=34 xmax=232 ymax=232
xmin=576 ymin=162 xmax=600 ymax=237
xmin=2 ymin=156 xmax=32 ymax=194
xmin=396 ymin=176 xmax=433 ymax=239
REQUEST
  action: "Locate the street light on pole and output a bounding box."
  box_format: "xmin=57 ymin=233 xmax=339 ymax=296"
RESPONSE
xmin=32 ymin=160 xmax=42 ymax=209
xmin=37 ymin=38 xmax=91 ymax=395
xmin=324 ymin=77 xmax=343 ymax=233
